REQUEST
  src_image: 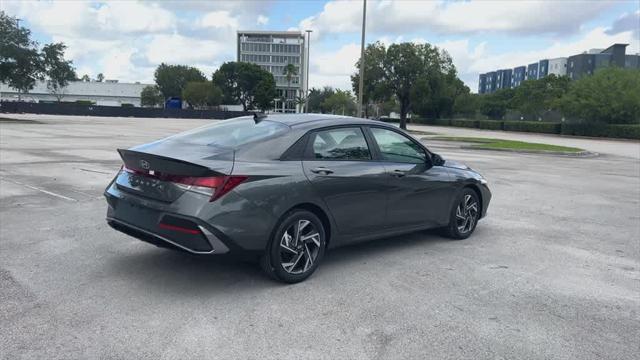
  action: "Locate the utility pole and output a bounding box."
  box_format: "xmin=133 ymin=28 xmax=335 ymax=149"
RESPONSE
xmin=357 ymin=0 xmax=367 ymax=118
xmin=304 ymin=30 xmax=312 ymax=113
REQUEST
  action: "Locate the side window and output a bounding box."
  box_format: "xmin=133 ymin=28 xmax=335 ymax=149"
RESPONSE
xmin=311 ymin=127 xmax=371 ymax=160
xmin=370 ymin=128 xmax=426 ymax=164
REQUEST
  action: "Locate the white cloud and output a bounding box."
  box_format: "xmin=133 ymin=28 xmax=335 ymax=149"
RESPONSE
xmin=145 ymin=34 xmax=227 ymax=65
xmin=197 ymin=11 xmax=239 ymax=29
xmin=257 ymin=15 xmax=269 ymax=26
xmin=95 ymin=2 xmax=175 ymax=33
xmin=300 ymin=0 xmax=616 ymax=38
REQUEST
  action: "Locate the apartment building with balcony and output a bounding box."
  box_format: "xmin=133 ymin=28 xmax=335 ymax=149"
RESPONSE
xmin=237 ymin=31 xmax=307 ymax=112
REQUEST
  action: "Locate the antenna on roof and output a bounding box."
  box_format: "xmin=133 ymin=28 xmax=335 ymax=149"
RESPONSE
xmin=253 ymin=112 xmax=267 ymax=123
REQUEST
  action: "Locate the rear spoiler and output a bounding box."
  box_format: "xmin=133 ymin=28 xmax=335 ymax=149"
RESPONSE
xmin=117 ymin=149 xmax=223 ymax=177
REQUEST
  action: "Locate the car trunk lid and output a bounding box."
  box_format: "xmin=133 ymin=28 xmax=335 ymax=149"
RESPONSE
xmin=115 ymin=142 xmax=235 ymax=203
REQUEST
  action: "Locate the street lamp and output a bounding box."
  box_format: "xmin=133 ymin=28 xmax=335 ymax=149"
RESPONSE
xmin=305 ymin=29 xmax=312 ymax=113
xmin=357 ymin=0 xmax=367 ymax=118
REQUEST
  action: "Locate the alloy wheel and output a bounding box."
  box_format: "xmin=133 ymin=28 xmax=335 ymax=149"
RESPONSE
xmin=456 ymin=194 xmax=478 ymax=234
xmin=279 ymin=219 xmax=322 ymax=274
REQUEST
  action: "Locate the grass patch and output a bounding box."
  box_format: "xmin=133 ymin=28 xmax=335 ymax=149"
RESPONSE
xmin=430 ymin=136 xmax=584 ymax=153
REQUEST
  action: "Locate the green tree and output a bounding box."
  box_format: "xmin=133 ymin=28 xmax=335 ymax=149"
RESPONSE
xmin=182 ymin=81 xmax=223 ymax=109
xmin=96 ymin=73 xmax=104 ymax=82
xmin=140 ymin=85 xmax=163 ymax=107
xmin=42 ymin=43 xmax=77 ymax=101
xmin=254 ymin=74 xmax=277 ymax=111
xmin=154 ymin=63 xmax=207 ymax=100
xmin=0 ymin=11 xmax=43 ymax=98
xmin=351 ymin=42 xmax=389 ymax=117
xmin=307 ymin=86 xmax=336 ymax=113
xmin=322 ymin=89 xmax=356 ymax=115
xmin=80 ymin=74 xmax=90 ymax=82
xmin=353 ymin=41 xmax=463 ymax=128
xmin=511 ymin=75 xmax=570 ymax=119
xmin=212 ymin=62 xmax=276 ymax=111
xmin=453 ymin=92 xmax=479 ymax=118
xmin=479 ymin=88 xmax=515 ymax=120
xmin=558 ymin=67 xmax=639 ymax=124
xmin=283 ymin=63 xmax=298 ymax=111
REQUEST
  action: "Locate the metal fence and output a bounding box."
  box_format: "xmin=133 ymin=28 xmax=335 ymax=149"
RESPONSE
xmin=0 ymin=101 xmax=252 ymax=120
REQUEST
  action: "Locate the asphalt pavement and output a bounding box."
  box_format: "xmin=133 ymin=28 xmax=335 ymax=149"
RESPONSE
xmin=1 ymin=114 xmax=638 ymax=359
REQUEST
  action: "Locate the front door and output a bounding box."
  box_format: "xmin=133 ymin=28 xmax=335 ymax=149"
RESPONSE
xmin=302 ymin=126 xmax=389 ymax=236
xmin=368 ymin=127 xmax=455 ymax=228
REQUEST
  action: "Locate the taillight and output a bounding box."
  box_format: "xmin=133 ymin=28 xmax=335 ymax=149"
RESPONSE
xmin=122 ymin=165 xmax=246 ymax=201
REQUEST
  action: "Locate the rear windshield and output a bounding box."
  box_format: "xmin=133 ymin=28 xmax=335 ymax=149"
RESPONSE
xmin=167 ymin=118 xmax=289 ymax=148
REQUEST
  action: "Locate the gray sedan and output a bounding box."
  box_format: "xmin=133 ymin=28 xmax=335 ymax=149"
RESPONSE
xmin=105 ymin=114 xmax=491 ymax=283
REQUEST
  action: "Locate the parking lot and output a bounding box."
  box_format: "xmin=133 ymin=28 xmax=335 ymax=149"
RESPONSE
xmin=1 ymin=114 xmax=639 ymax=359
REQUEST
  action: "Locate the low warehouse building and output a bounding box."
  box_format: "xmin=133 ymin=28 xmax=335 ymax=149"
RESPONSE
xmin=0 ymin=80 xmax=152 ymax=107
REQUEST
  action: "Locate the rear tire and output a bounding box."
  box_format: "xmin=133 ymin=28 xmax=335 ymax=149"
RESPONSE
xmin=260 ymin=209 xmax=326 ymax=283
xmin=442 ymin=188 xmax=480 ymax=240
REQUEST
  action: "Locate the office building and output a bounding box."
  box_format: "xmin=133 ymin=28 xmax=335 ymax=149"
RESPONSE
xmin=237 ymin=30 xmax=307 ymax=113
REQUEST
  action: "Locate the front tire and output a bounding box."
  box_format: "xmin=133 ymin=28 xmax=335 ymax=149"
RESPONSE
xmin=442 ymin=188 xmax=480 ymax=240
xmin=260 ymin=209 xmax=326 ymax=283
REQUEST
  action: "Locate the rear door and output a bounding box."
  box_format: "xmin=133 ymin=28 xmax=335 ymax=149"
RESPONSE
xmin=302 ymin=126 xmax=389 ymax=236
xmin=367 ymin=126 xmax=454 ymax=228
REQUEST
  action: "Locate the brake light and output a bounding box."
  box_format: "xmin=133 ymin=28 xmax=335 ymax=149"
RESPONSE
xmin=122 ymin=165 xmax=246 ymax=201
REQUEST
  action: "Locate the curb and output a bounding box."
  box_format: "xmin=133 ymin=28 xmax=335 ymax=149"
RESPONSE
xmin=459 ymin=145 xmax=598 ymax=157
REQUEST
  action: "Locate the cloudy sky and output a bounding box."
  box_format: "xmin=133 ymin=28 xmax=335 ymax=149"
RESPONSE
xmin=2 ymin=0 xmax=638 ymax=92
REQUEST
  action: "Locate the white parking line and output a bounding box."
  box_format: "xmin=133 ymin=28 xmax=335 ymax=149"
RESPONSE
xmin=0 ymin=177 xmax=78 ymax=202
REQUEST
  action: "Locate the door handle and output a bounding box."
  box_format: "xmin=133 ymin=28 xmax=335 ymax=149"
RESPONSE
xmin=310 ymin=167 xmax=334 ymax=175
xmin=391 ymin=169 xmax=406 ymax=177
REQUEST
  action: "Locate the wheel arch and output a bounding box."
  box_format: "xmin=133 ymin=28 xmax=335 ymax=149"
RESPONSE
xmin=281 ymin=202 xmax=333 ymax=248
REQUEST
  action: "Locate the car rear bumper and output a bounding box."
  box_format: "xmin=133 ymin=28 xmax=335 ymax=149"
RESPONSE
xmin=105 ymin=191 xmax=231 ymax=255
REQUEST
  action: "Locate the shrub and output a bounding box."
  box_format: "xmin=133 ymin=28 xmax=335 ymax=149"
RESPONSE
xmin=605 ymin=125 xmax=640 ymax=139
xmin=503 ymin=121 xmax=561 ymax=134
xmin=559 ymin=122 xmax=608 ymax=137
xmin=75 ymin=100 xmax=95 ymax=106
xmin=561 ymin=123 xmax=640 ymax=139
xmin=121 ymin=103 xmax=134 ymax=108
xmin=451 ymin=119 xmax=477 ymax=128
xmin=477 ymin=120 xmax=503 ymax=130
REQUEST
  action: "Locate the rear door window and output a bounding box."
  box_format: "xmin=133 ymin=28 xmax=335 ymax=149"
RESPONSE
xmin=310 ymin=127 xmax=371 ymax=160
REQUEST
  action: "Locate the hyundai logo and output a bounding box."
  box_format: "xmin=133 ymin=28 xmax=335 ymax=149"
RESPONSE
xmin=139 ymin=159 xmax=150 ymax=170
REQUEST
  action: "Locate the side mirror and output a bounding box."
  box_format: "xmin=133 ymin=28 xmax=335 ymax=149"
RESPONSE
xmin=431 ymin=153 xmax=444 ymax=166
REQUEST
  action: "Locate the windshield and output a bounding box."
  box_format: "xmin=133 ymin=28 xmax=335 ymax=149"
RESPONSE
xmin=166 ymin=119 xmax=289 ymax=148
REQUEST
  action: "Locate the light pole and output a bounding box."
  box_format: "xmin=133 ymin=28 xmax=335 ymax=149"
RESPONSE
xmin=357 ymin=0 xmax=367 ymax=118
xmin=304 ymin=30 xmax=312 ymax=113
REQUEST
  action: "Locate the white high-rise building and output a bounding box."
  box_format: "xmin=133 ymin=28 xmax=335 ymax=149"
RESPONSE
xmin=237 ymin=31 xmax=307 ymax=113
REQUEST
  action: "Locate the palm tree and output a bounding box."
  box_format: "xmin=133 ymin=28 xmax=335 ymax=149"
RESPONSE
xmin=283 ymin=63 xmax=297 ymax=112
xmin=294 ymin=94 xmax=307 ymax=113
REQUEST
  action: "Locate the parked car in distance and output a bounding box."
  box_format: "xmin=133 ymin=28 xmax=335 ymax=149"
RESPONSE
xmin=105 ymin=114 xmax=491 ymax=283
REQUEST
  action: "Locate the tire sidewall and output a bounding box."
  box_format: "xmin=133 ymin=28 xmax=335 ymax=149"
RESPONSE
xmin=267 ymin=210 xmax=326 ymax=283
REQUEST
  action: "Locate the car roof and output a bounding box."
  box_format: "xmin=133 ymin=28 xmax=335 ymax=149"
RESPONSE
xmin=240 ymin=113 xmax=393 ymax=130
